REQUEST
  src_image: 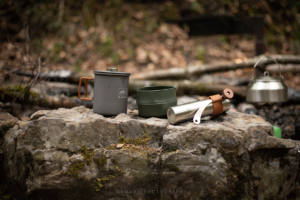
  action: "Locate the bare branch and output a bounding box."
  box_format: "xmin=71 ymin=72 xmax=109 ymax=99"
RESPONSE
xmin=58 ymin=0 xmax=65 ymax=24
xmin=133 ymin=54 xmax=300 ymax=80
xmin=26 ymin=26 xmax=30 ymax=64
xmin=34 ymin=57 xmax=42 ymax=82
xmin=0 ymin=66 xmax=27 ymax=77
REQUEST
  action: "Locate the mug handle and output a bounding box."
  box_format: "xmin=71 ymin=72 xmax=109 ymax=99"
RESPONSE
xmin=78 ymin=77 xmax=94 ymax=101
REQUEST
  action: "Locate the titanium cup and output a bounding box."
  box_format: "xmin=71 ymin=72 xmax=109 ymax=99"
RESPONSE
xmin=137 ymin=86 xmax=177 ymax=118
xmin=78 ymin=69 xmax=131 ymax=115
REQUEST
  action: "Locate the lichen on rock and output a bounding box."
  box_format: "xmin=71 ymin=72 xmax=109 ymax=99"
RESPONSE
xmin=67 ymin=163 xmax=85 ymax=177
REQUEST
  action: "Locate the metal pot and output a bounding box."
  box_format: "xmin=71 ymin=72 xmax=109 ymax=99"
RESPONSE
xmin=246 ymin=59 xmax=287 ymax=103
xmin=78 ymin=68 xmax=131 ymax=115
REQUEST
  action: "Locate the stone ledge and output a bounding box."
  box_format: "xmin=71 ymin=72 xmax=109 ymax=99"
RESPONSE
xmin=2 ymin=106 xmax=300 ymax=199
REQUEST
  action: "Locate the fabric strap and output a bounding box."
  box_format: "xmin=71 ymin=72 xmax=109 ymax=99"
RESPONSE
xmin=206 ymin=94 xmax=223 ymax=116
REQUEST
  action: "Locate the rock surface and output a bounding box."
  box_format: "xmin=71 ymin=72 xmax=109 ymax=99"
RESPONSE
xmin=0 ymin=112 xmax=19 ymax=155
xmin=2 ymin=106 xmax=300 ymax=200
xmin=0 ymin=112 xmax=19 ymax=131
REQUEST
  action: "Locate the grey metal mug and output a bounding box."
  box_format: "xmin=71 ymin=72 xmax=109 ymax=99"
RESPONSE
xmin=78 ymin=70 xmax=131 ymax=116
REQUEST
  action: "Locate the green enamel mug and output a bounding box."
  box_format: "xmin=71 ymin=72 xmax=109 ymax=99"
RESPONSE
xmin=137 ymin=86 xmax=177 ymax=118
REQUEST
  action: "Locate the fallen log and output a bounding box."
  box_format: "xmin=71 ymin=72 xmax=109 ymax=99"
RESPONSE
xmin=2 ymin=68 xmax=90 ymax=84
xmin=0 ymin=85 xmax=92 ymax=109
xmin=7 ymin=55 xmax=300 ymax=83
xmin=266 ymin=64 xmax=300 ymax=73
xmin=31 ymin=81 xmax=93 ymax=97
xmin=193 ymin=74 xmax=249 ymax=86
xmin=129 ymin=80 xmax=300 ymax=103
xmin=128 ymin=79 xmax=246 ymax=99
xmin=133 ymin=54 xmax=300 ymax=80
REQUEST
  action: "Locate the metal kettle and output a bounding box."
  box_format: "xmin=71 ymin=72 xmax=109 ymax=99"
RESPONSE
xmin=246 ymin=59 xmax=287 ymax=103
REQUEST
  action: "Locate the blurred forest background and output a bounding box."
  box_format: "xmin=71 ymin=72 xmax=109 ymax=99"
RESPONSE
xmin=0 ymin=0 xmax=300 ymax=78
xmin=0 ymin=0 xmax=300 ymax=139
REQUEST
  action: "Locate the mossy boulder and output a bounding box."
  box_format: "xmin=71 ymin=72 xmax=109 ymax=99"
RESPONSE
xmin=2 ymin=106 xmax=300 ymax=199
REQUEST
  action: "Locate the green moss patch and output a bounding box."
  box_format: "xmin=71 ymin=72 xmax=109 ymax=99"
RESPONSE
xmin=94 ymin=175 xmax=116 ymax=191
xmin=118 ymin=136 xmax=125 ymax=144
xmin=119 ymin=134 xmax=151 ymax=146
xmin=131 ymin=157 xmax=136 ymax=161
xmin=168 ymin=164 xmax=179 ymax=172
xmin=33 ymin=151 xmax=44 ymax=165
xmin=94 ymin=164 xmax=124 ymax=192
xmin=106 ymin=145 xmax=117 ymax=150
xmin=67 ymin=163 xmax=85 ymax=177
xmin=79 ymin=145 xmax=94 ymax=165
xmin=115 ymin=165 xmax=124 ymax=175
xmin=165 ymin=147 xmax=178 ymax=153
xmin=97 ymin=157 xmax=107 ymax=167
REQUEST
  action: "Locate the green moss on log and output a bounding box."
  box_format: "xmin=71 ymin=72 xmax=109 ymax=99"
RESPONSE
xmin=0 ymin=85 xmax=49 ymax=106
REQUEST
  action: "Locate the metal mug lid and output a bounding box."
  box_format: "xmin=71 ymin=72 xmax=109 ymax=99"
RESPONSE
xmin=93 ymin=70 xmax=130 ymax=77
xmin=107 ymin=67 xmax=118 ymax=72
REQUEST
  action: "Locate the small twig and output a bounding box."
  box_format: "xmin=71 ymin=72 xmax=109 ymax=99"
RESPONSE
xmin=184 ymin=46 xmax=190 ymax=68
xmin=26 ymin=26 xmax=30 ymax=64
xmin=6 ymin=35 xmax=29 ymax=84
xmin=34 ymin=57 xmax=41 ymax=82
xmin=0 ymin=66 xmax=26 ymax=77
xmin=12 ymin=84 xmax=27 ymax=103
xmin=0 ymin=63 xmax=35 ymax=76
xmin=58 ymin=0 xmax=65 ymax=24
xmin=26 ymin=57 xmax=42 ymax=88
xmin=12 ymin=58 xmax=42 ymax=103
xmin=7 ymin=35 xmax=26 ymax=65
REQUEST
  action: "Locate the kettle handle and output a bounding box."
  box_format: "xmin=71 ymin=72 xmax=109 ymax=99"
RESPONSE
xmin=251 ymin=58 xmax=283 ymax=82
xmin=78 ymin=77 xmax=94 ymax=101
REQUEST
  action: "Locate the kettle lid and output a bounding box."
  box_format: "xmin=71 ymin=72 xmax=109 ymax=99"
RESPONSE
xmin=254 ymin=72 xmax=283 ymax=82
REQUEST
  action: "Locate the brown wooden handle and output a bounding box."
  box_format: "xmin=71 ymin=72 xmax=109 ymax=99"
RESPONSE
xmin=222 ymin=88 xmax=234 ymax=99
xmin=78 ymin=77 xmax=94 ymax=101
